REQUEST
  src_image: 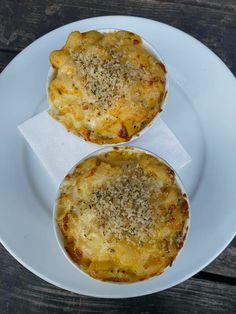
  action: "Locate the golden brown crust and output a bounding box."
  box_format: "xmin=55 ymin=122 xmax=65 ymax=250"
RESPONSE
xmin=48 ymin=30 xmax=166 ymax=144
xmin=56 ymin=148 xmax=189 ymax=282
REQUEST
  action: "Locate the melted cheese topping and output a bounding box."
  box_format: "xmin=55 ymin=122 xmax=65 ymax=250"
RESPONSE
xmin=48 ymin=30 xmax=166 ymax=144
xmin=56 ymin=148 xmax=189 ymax=282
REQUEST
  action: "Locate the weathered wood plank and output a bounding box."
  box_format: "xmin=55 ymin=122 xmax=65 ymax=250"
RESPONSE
xmin=0 ymin=244 xmax=235 ymax=314
xmin=0 ymin=50 xmax=17 ymax=72
xmin=165 ymin=0 xmax=236 ymax=10
xmin=0 ymin=0 xmax=236 ymax=74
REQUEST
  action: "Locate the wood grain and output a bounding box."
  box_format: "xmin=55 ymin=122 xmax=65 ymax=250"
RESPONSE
xmin=0 ymin=244 xmax=235 ymax=314
xmin=0 ymin=51 xmax=17 ymax=72
xmin=0 ymin=0 xmax=236 ymax=74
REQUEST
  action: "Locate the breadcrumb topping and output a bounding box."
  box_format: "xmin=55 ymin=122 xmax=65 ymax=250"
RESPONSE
xmin=72 ymin=49 xmax=149 ymax=109
xmin=89 ymin=163 xmax=160 ymax=243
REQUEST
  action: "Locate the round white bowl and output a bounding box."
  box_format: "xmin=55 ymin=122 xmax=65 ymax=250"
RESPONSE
xmin=47 ymin=29 xmax=169 ymax=146
xmin=53 ymin=145 xmax=190 ymax=284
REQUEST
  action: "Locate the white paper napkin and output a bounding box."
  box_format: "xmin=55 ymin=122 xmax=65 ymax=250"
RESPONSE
xmin=18 ymin=109 xmax=191 ymax=187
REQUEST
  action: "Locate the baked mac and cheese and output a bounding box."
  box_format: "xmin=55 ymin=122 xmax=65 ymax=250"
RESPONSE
xmin=48 ymin=30 xmax=167 ymax=144
xmin=55 ymin=148 xmax=189 ymax=282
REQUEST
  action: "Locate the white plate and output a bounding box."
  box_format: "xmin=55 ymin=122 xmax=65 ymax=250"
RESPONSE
xmin=0 ymin=15 xmax=236 ymax=298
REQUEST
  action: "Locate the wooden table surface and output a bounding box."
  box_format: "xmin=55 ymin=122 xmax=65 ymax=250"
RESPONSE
xmin=0 ymin=0 xmax=236 ymax=313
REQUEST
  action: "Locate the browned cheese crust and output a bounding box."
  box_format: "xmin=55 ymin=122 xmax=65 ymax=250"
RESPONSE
xmin=56 ymin=148 xmax=189 ymax=282
xmin=48 ymin=30 xmax=166 ymax=144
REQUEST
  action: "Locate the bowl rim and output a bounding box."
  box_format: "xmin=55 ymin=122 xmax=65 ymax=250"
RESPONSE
xmin=53 ymin=145 xmax=190 ymax=285
xmin=46 ymin=28 xmax=169 ymax=146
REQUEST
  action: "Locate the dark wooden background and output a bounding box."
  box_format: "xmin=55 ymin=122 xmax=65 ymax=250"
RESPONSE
xmin=0 ymin=0 xmax=236 ymax=313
